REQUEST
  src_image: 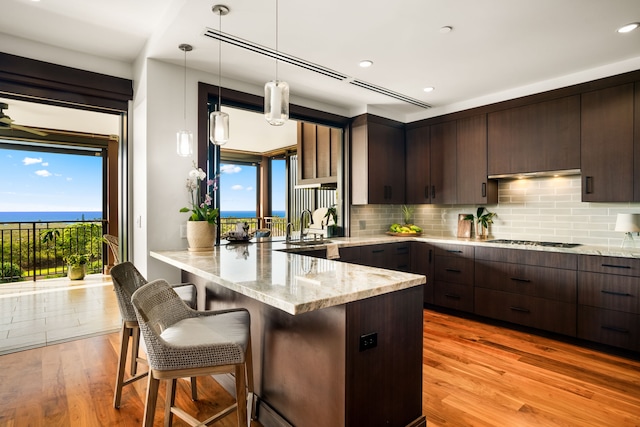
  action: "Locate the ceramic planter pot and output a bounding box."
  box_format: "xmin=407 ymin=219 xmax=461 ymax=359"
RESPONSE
xmin=68 ymin=264 xmax=86 ymax=280
xmin=186 ymin=221 xmax=216 ymax=252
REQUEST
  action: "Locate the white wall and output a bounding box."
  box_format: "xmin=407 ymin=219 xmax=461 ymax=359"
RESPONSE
xmin=351 ymin=175 xmax=640 ymax=248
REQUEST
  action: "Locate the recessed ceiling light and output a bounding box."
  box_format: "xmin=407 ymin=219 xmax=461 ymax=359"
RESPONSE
xmin=423 ymin=87 xmax=435 ymax=93
xmin=617 ymin=22 xmax=639 ymax=33
xmin=439 ymin=26 xmax=453 ymax=34
xmin=359 ymin=60 xmax=373 ymax=68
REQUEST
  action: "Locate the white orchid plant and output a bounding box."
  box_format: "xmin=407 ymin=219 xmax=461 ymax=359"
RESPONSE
xmin=179 ymin=163 xmax=219 ymax=224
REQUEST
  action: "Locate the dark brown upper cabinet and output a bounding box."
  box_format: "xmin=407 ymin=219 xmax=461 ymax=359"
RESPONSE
xmin=352 ymin=114 xmax=405 ymax=205
xmin=430 ymin=121 xmax=458 ymax=204
xmin=457 ymin=114 xmax=497 ymax=204
xmin=297 ymin=122 xmax=340 ymax=186
xmin=405 ymin=125 xmax=431 ymax=204
xmin=487 ymin=95 xmax=580 ymax=176
xmin=581 ymin=84 xmax=634 ymax=202
xmin=406 ymin=115 xmax=495 ymax=205
xmin=405 ymin=122 xmax=456 ymax=204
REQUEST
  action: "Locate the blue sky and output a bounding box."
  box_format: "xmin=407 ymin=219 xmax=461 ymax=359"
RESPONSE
xmin=0 ymin=148 xmax=102 ymax=212
xmin=0 ymin=147 xmax=286 ymax=214
xmin=220 ymin=159 xmax=285 ymax=212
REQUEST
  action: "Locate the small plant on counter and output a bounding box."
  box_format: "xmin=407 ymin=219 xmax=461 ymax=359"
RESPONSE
xmin=465 ymin=207 xmax=496 ymax=239
xmin=401 ymin=205 xmax=415 ymax=225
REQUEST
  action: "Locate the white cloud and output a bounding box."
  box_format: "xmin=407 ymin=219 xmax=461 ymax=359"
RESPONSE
xmin=35 ymin=170 xmax=52 ymax=177
xmin=23 ymin=157 xmax=43 ymax=165
xmin=231 ymin=184 xmax=244 ymax=191
xmin=42 ymin=162 xmax=49 ymax=166
xmin=221 ymin=164 xmax=242 ymax=174
xmin=66 ymin=177 xmax=73 ymax=181
xmin=246 ymin=186 xmax=254 ymax=191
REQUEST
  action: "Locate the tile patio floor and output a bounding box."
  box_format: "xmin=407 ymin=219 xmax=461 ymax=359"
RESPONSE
xmin=0 ymin=274 xmax=120 ymax=355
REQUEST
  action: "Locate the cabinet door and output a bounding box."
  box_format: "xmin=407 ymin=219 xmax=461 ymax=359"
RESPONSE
xmin=430 ymin=121 xmax=457 ymax=204
xmin=297 ymin=122 xmax=340 ymax=185
xmin=352 ymin=116 xmax=405 ymax=205
xmin=405 ymin=126 xmax=431 ymax=204
xmin=411 ymin=242 xmax=434 ymax=304
xmin=488 ymin=95 xmax=580 ymax=175
xmin=456 ymin=114 xmax=497 ymax=204
xmin=581 ymin=84 xmax=634 ymax=202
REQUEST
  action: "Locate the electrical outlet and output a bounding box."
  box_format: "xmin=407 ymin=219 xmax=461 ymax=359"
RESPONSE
xmin=359 ymin=332 xmax=377 ymax=352
xmin=359 ymin=220 xmax=366 ymax=230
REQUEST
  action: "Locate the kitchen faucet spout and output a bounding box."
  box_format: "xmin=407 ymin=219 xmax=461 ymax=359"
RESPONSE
xmin=299 ymin=209 xmax=313 ymax=242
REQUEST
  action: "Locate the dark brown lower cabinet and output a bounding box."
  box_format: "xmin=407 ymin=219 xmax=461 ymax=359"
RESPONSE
xmin=475 ymin=288 xmax=576 ymax=336
xmin=433 ymin=243 xmax=474 ymax=313
xmin=474 ymin=247 xmax=577 ymax=337
xmin=577 ymin=256 xmax=640 ymax=351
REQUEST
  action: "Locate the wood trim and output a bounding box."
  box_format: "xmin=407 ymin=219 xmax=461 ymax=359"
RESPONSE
xmin=0 ymin=52 xmax=132 ymax=111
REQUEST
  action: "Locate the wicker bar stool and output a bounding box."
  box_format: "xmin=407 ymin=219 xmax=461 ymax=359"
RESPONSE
xmin=131 ymin=279 xmax=255 ymax=427
xmin=110 ymin=262 xmax=198 ymax=409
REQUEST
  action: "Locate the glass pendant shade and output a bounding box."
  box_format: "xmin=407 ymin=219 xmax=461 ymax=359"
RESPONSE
xmin=176 ymin=130 xmax=193 ymax=156
xmin=264 ymin=80 xmax=289 ymax=126
xmin=209 ymin=110 xmax=229 ymax=145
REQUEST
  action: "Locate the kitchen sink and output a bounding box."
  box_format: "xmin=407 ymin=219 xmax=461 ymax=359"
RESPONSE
xmin=286 ymin=240 xmax=332 ymax=246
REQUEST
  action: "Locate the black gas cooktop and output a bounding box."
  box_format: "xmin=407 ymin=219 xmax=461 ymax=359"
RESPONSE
xmin=487 ymin=239 xmax=582 ymax=248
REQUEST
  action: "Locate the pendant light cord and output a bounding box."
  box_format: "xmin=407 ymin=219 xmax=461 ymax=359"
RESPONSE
xmin=218 ymin=10 xmax=222 ymax=112
xmin=275 ymin=0 xmax=279 ymax=81
xmin=183 ymin=47 xmax=187 ymax=127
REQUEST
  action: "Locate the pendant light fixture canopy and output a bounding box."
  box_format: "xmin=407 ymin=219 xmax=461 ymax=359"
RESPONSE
xmin=211 ymin=4 xmax=230 ymax=145
xmin=177 ymin=43 xmax=194 ymax=156
xmin=264 ymin=0 xmax=289 ymax=126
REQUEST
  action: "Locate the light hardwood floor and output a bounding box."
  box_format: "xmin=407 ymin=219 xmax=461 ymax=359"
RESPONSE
xmin=423 ymin=310 xmax=640 ymax=427
xmin=1 ymin=303 xmax=639 ymax=426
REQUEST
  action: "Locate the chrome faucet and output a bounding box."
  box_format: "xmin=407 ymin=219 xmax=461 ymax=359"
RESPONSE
xmin=285 ymin=222 xmax=293 ymax=242
xmin=299 ymin=209 xmax=313 ymax=242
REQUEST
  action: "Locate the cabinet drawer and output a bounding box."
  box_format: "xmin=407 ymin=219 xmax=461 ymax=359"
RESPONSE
xmin=578 ymin=255 xmax=640 ymax=277
xmin=475 ymin=246 xmax=577 ymax=269
xmin=475 ymin=260 xmax=576 ymax=302
xmin=434 ymin=244 xmax=474 ymax=258
xmin=475 ymin=288 xmax=576 ymax=336
xmin=434 ymin=282 xmax=473 ymax=313
xmin=578 ymin=305 xmax=639 ymax=351
xmin=578 ymin=272 xmax=640 ymax=314
xmin=435 ymin=256 xmax=474 ymax=285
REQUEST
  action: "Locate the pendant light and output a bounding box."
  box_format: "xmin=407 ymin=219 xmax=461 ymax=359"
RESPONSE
xmin=264 ymin=0 xmax=289 ymax=126
xmin=177 ymin=43 xmax=193 ymax=156
xmin=210 ymin=5 xmax=230 ymax=145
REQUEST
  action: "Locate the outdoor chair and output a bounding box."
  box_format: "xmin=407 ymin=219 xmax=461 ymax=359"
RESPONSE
xmin=110 ymin=262 xmax=198 ymax=409
xmin=131 ymin=279 xmax=255 ymax=427
xmin=103 ymin=234 xmax=121 ymax=265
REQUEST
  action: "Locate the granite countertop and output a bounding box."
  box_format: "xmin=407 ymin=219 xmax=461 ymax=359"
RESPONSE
xmin=302 ymin=235 xmax=640 ymax=259
xmin=151 ymin=234 xmax=640 ymax=316
xmin=151 ymin=241 xmax=426 ymax=316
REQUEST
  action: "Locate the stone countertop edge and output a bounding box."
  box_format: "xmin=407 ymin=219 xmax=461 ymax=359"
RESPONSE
xmin=150 ymin=249 xmax=426 ymax=316
xmin=316 ymin=235 xmax=640 ymax=259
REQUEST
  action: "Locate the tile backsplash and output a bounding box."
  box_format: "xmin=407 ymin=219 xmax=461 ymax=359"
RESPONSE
xmin=350 ymin=175 xmax=640 ymax=247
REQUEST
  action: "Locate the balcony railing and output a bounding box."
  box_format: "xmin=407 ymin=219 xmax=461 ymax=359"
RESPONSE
xmin=1 ymin=217 xmax=289 ymax=283
xmin=0 ymin=220 xmax=106 ymax=282
xmin=219 ymin=216 xmax=287 ymax=237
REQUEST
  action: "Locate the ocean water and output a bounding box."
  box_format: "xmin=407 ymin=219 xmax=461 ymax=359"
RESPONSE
xmin=0 ymin=210 xmax=285 ymax=223
xmin=0 ymin=211 xmax=103 ymax=223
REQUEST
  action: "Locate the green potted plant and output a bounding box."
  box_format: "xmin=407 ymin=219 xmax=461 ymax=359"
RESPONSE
xmin=180 ymin=163 xmax=219 ymax=250
xmin=65 ymin=253 xmax=88 ymax=280
xmin=324 ymin=205 xmax=339 ymax=237
xmin=465 ymin=207 xmax=496 ymax=239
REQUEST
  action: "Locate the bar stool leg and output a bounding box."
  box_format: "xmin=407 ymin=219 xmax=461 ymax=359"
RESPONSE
xmin=113 ymin=322 xmax=131 ymax=409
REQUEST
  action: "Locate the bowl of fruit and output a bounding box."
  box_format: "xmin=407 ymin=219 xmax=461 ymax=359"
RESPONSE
xmin=387 ymin=223 xmax=422 ymax=236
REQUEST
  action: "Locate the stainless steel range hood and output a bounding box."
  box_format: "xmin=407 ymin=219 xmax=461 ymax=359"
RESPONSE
xmin=488 ymin=169 xmax=581 ymax=179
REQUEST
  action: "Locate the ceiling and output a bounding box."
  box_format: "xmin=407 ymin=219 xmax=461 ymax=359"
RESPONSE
xmin=0 ymin=0 xmax=639 ymax=122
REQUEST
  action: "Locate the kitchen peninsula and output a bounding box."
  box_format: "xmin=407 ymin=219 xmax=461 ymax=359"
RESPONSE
xmin=151 ymin=242 xmax=427 ymax=427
